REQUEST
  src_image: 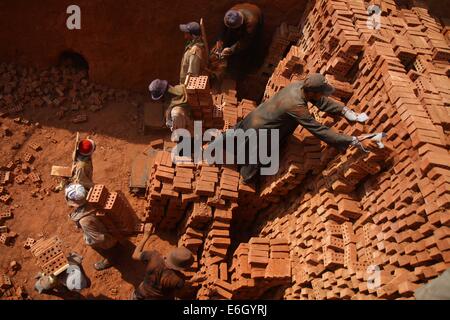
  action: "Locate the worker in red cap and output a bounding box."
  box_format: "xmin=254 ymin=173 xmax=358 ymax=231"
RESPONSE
xmin=72 ymin=138 xmax=95 ymax=190
xmin=54 ymin=136 xmax=96 ymax=192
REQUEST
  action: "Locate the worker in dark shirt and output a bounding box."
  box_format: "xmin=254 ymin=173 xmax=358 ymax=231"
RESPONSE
xmin=213 ymin=3 xmax=264 ymax=76
xmin=131 ymin=224 xmax=202 ymax=300
xmin=212 ymin=73 xmax=384 ymax=183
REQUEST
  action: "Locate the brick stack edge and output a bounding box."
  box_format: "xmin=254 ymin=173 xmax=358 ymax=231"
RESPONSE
xmin=145 ymin=0 xmax=450 ymax=300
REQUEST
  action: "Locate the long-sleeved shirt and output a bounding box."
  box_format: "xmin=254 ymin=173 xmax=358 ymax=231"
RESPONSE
xmin=164 ymin=85 xmax=193 ymax=134
xmin=219 ymin=3 xmax=263 ymax=54
xmin=235 ymin=81 xmax=354 ymax=150
xmin=179 ymin=38 xmax=207 ymax=84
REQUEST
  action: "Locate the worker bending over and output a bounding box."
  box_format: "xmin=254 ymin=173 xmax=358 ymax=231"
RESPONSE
xmin=215 ymin=73 xmax=383 ymax=183
xmin=148 ymin=79 xmax=194 ymax=139
xmin=131 ymin=224 xmax=203 ymax=300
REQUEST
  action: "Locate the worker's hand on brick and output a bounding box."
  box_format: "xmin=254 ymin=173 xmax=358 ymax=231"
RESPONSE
xmin=352 ymin=133 xmax=386 ymax=152
xmin=213 ymin=41 xmax=224 ymax=53
xmin=221 ymin=47 xmax=233 ymax=56
xmin=143 ymin=223 xmax=154 ymax=235
xmin=342 ymin=107 xmax=368 ymax=123
xmin=188 ymin=274 xmax=207 ymax=283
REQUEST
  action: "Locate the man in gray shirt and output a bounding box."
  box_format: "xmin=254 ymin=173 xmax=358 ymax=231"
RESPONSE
xmin=217 ymin=73 xmax=382 ymax=183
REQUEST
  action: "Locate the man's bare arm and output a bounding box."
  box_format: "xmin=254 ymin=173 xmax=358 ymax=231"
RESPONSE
xmin=132 ymin=223 xmax=154 ymax=260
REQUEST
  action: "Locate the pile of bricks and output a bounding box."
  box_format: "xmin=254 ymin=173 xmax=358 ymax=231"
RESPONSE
xmin=0 ymin=63 xmax=130 ymax=122
xmin=146 ymin=149 xmax=244 ymax=231
xmin=30 ymin=236 xmax=69 ymax=276
xmin=242 ymin=0 xmax=450 ymax=300
xmin=87 ymin=184 xmax=138 ymax=234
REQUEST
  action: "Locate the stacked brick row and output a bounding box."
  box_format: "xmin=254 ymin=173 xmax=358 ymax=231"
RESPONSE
xmin=196 ymin=206 xmax=234 ymax=299
xmin=246 ymin=0 xmax=450 ymax=299
xmin=146 ymin=148 xmax=246 ymax=229
xmin=87 ymin=184 xmax=138 ymax=235
xmin=263 ymin=45 xmax=305 ymax=101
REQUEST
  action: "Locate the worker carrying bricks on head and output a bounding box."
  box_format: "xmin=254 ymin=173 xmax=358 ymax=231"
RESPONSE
xmin=55 ymin=137 xmax=95 ymax=192
xmin=179 ymin=21 xmax=208 ymax=85
xmin=214 ymin=73 xmax=385 ymax=184
xmin=149 ymin=79 xmax=194 ymax=138
xmin=34 ymin=252 xmax=88 ymax=295
xmin=130 ymin=224 xmax=204 ymax=300
xmin=65 ymin=183 xmax=120 ymax=271
xmin=213 ymin=3 xmax=263 ymax=75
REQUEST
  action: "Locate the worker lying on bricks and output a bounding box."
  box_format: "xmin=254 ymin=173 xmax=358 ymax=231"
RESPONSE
xmin=34 ymin=252 xmax=88 ymax=295
xmin=149 ymin=79 xmax=194 ymax=142
xmin=415 ymin=268 xmax=450 ymax=300
xmin=179 ymin=21 xmax=208 ymax=85
xmin=65 ymin=183 xmax=120 ymax=271
xmin=54 ymin=137 xmax=95 ymax=192
xmin=213 ymin=73 xmax=385 ymax=185
xmin=130 ymin=224 xmax=204 ymax=299
xmin=213 ymin=2 xmax=263 ymax=76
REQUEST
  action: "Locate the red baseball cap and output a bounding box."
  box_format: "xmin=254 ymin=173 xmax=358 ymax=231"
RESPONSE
xmin=78 ymin=139 xmax=95 ymax=156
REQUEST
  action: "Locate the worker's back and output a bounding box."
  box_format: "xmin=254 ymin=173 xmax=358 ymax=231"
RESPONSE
xmin=236 ymin=81 xmax=305 ymax=140
xmin=138 ymin=250 xmax=185 ymax=300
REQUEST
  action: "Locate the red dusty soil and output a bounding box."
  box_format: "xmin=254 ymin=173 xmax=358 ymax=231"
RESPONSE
xmin=0 ymin=99 xmax=177 ymax=300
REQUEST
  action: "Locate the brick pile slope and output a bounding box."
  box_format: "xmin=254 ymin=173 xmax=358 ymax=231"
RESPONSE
xmin=248 ymin=0 xmax=450 ymax=300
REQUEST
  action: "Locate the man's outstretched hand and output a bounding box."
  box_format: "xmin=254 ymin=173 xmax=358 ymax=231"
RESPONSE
xmin=144 ymin=223 xmax=155 ymax=236
xmin=343 ymin=107 xmax=369 ymax=123
xmin=359 ymin=138 xmax=380 ymax=152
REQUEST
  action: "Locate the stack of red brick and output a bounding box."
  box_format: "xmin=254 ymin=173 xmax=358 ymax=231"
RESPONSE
xmin=186 ymin=75 xmax=215 ymax=128
xmin=196 ymin=206 xmax=234 ymax=299
xmin=146 ymin=150 xmax=244 ymax=230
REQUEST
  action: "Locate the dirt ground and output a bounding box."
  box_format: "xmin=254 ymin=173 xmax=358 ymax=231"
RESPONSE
xmin=0 ymin=98 xmax=179 ymax=300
